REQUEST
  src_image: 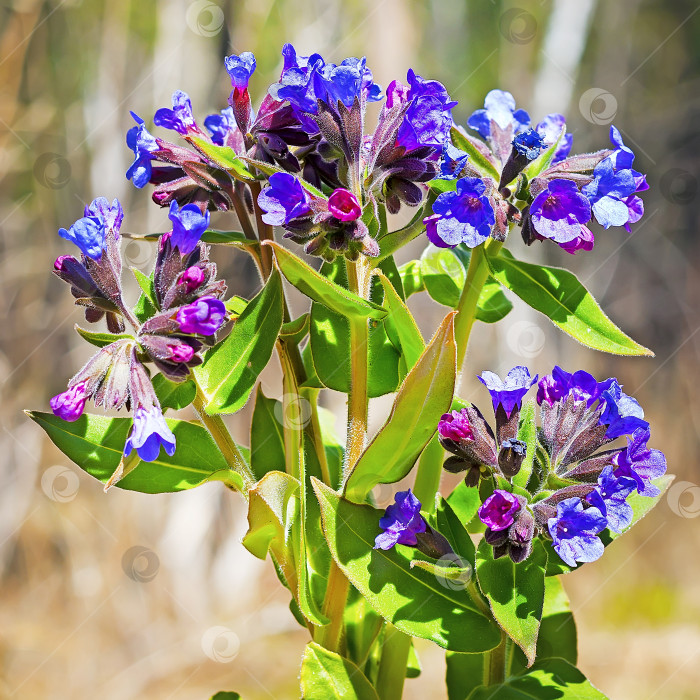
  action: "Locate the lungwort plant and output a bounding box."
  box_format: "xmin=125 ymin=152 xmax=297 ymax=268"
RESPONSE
xmin=29 ymin=45 xmax=672 ymax=699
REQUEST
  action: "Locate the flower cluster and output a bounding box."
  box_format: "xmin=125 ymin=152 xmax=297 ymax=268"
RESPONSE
xmin=376 ymin=364 xmax=665 ymax=569
xmin=425 ymin=89 xmax=647 ymax=254
xmin=126 ymin=45 xmax=456 ymax=262
xmin=50 ymin=196 xmax=228 ymax=463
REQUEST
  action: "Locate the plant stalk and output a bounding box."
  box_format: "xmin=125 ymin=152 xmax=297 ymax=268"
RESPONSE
xmin=486 ymin=631 xmax=508 ymax=686
xmin=316 ymin=559 xmax=350 ymax=653
xmin=375 ymin=625 xmax=412 ymax=700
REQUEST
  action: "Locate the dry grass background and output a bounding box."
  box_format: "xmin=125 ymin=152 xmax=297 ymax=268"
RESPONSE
xmin=1 ymin=0 xmax=699 ymax=698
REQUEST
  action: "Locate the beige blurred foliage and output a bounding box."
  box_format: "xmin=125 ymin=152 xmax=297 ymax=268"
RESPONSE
xmin=1 ymin=0 xmax=699 ymax=698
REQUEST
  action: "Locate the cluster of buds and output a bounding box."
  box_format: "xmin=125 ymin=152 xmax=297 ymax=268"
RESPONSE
xmin=424 ymin=90 xmax=647 ymax=255
xmin=127 ymin=45 xmax=456 ymax=262
xmin=376 ymin=365 xmax=666 ymax=569
xmin=49 ymin=196 xmax=228 ymax=462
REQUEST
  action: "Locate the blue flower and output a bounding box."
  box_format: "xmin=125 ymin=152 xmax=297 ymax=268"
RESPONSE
xmin=599 ymin=381 xmax=649 ymax=439
xmin=374 ymin=489 xmax=426 ymax=550
xmin=154 ymin=90 xmax=197 ymax=136
xmin=548 ymin=497 xmax=607 ymax=568
xmin=613 ymin=428 xmax=667 ymax=497
xmin=124 ymin=406 xmax=177 ymax=462
xmin=126 ymin=112 xmax=158 ymax=188
xmin=257 ymin=172 xmax=311 ymax=226
xmin=176 ymin=297 xmax=227 ymax=335
xmin=58 ymin=196 xmax=124 ymax=260
xmin=438 ymin=143 xmax=469 ymax=180
xmin=586 ymin=465 xmax=637 ymax=533
xmin=204 ymin=107 xmax=236 ymax=146
xmin=535 ymin=113 xmax=573 ymax=164
xmin=424 ymin=177 xmax=495 ymax=248
xmin=536 ymin=366 xmax=613 ymax=407
xmin=168 ymin=201 xmax=210 ymax=255
xmin=530 ymin=179 xmax=592 ymax=244
xmin=512 ymin=128 xmax=545 ymax=160
xmin=582 ymin=126 xmax=648 ymax=230
xmin=467 ymin=89 xmax=530 ymax=140
xmin=478 ymin=366 xmax=538 ymax=418
xmin=224 ymin=51 xmax=256 ymax=89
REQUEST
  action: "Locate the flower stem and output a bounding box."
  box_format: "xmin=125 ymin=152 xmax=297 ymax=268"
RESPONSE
xmin=486 ymin=631 xmax=508 ymax=686
xmin=316 ymin=559 xmax=350 ymax=653
xmin=249 ymin=180 xmax=273 ymax=278
xmin=192 ymin=379 xmax=255 ymax=493
xmin=375 ymin=624 xmax=412 ymax=700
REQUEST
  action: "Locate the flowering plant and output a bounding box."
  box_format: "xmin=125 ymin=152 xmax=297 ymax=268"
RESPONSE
xmin=29 ymin=46 xmax=671 ymax=699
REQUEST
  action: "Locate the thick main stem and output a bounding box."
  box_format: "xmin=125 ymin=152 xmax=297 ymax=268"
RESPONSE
xmin=249 ymin=180 xmax=274 ymax=279
xmin=375 ymin=625 xmax=412 ymax=700
xmin=486 ymin=631 xmax=508 ymax=686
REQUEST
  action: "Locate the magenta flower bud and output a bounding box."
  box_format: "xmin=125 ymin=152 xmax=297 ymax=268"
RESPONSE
xmin=328 ymin=189 xmax=362 ymax=222
xmin=478 ymin=489 xmax=521 ymax=532
xmin=438 ymin=408 xmax=474 ymax=442
xmin=170 ymin=343 xmax=195 ymax=363
xmin=175 ymin=296 xmax=227 ymax=335
xmin=54 ymin=254 xmax=75 ymax=271
xmin=178 ymin=266 xmax=206 ymax=294
xmin=50 ymin=381 xmax=89 ymax=422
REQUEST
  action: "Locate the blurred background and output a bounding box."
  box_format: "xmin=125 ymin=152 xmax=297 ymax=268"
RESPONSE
xmin=1 ymin=0 xmax=699 ymax=697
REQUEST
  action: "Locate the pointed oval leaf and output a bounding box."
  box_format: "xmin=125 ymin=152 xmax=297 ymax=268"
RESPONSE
xmin=75 ymin=325 xmax=133 ymax=348
xmin=449 ymin=126 xmax=501 ymax=182
xmin=250 ymin=386 xmax=286 ymax=481
xmin=487 ymin=252 xmax=653 ymax=356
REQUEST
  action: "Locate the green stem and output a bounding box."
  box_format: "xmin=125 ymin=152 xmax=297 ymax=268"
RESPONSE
xmin=375 ymin=625 xmax=412 ymax=700
xmin=454 ymin=240 xmax=503 ymax=369
xmin=486 ymin=631 xmax=507 ymax=686
xmin=412 ymin=434 xmax=443 ymax=515
xmin=316 ymin=559 xmax=350 ymax=652
xmin=192 ymin=380 xmax=255 ymax=493
xmin=249 ymin=180 xmax=274 ymax=279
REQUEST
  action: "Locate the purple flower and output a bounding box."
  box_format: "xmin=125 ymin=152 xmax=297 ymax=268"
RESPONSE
xmin=438 ymin=408 xmax=474 ymax=442
xmin=535 ymin=113 xmax=573 ymax=164
xmin=558 ymin=225 xmax=595 ymax=255
xmin=126 ymin=112 xmax=159 ymax=188
xmin=154 ymin=90 xmax=197 ymax=136
xmin=176 ymin=297 xmax=227 ymax=335
xmin=374 ymin=489 xmax=426 ymax=550
xmin=178 ymin=266 xmax=206 ymax=294
xmin=613 ymin=428 xmax=667 ymax=497
xmin=467 ymin=89 xmax=530 ymax=140
xmin=582 ymin=126 xmax=648 ymax=231
xmin=50 ymin=381 xmax=89 ymax=422
xmin=548 ymin=497 xmax=607 ymax=568
xmin=478 ymin=490 xmax=521 ymax=532
xmin=599 ymin=381 xmax=649 ymax=439
xmin=168 ymin=201 xmax=210 ymax=255
xmin=425 ymin=177 xmax=495 ymax=248
xmin=536 ymin=366 xmax=613 ymax=407
xmin=438 ymin=143 xmax=469 ymax=180
xmin=124 ymin=406 xmax=176 ymax=462
xmin=478 ymin=366 xmax=537 ymax=418
xmin=58 ymin=196 xmax=124 ymax=260
xmin=224 ymin=51 xmax=256 ymax=89
xmin=328 ymin=189 xmax=361 ymax=222
xmin=257 ymin=172 xmax=311 ymax=226
xmin=512 ymin=128 xmax=545 ymax=160
xmin=530 ymin=179 xmax=592 ymax=244
xmin=586 ymin=465 xmax=637 ymax=533
xmin=204 ymin=107 xmax=236 ymax=146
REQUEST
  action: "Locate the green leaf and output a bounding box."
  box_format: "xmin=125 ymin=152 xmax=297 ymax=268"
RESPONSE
xmin=446 ymin=652 xmax=485 ymax=700
xmin=432 ymin=497 xmax=476 ymax=566
xmin=476 ymin=278 xmax=513 ymax=324
xmin=132 ymin=268 xmax=158 ymax=322
xmin=475 ymin=538 xmax=548 ymax=665
xmin=511 ymin=576 xmax=577 ymax=675
xmin=344 ymin=587 xmax=383 ymax=668
xmin=421 ymin=244 xmax=465 ymax=308
xmin=406 ymin=641 xmax=422 ymax=678
xmin=487 ymin=252 xmax=653 ymax=356
xmin=309 ymin=261 xmax=401 ymax=398
xmin=27 ymin=411 xmax=243 ymax=493
xmin=467 ymin=657 xmax=608 ymax=699
xmin=316 ymin=404 xmax=344 ymax=490
xmin=280 ymin=313 xmax=310 ymax=344
xmin=450 ymin=126 xmax=501 ymax=182
xmin=447 ymin=480 xmax=482 ymax=530
xmin=240 ymin=156 xmax=326 ymax=198
xmin=313 ymin=479 xmax=501 ymax=652
xmin=209 ymin=693 xmax=241 ymax=700
xmin=344 ymin=313 xmax=456 ymax=502
xmin=513 ymin=399 xmax=537 ymax=489
xmin=376 ymin=207 xmax=427 ymax=261
xmin=188 ymin=135 xmax=254 ymax=181
xmin=398 ymin=260 xmax=425 ymax=298
xmin=608 ymin=474 xmax=674 ymax=542
xmin=75 ymin=325 xmax=133 ymax=348
xmin=300 ymin=642 xmax=379 ymax=700
xmin=200 ymin=229 xmax=250 ymax=245
xmin=266 ymin=241 xmax=387 ymax=320
xmin=195 ymin=268 xmax=283 ymax=413
xmin=151 ymin=374 xmax=196 ymax=411
xmin=522 ymin=126 xmax=566 ymax=182
xmin=250 ymin=386 xmax=286 ymax=481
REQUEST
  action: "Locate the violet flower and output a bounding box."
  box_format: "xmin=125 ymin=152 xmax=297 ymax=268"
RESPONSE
xmin=512 ymin=128 xmax=545 ymax=160
xmin=153 ymin=90 xmax=198 ymax=136
xmin=478 ymin=490 xmax=521 ymax=532
xmin=438 ymin=408 xmax=474 ymax=442
xmin=478 ymin=366 xmax=537 ymax=418
xmin=530 ymin=179 xmax=592 ymax=244
xmin=612 ymin=428 xmax=667 ymax=497
xmin=124 ymin=405 xmax=176 ymax=462
xmin=328 ymin=189 xmax=361 ymax=222
xmin=176 ymin=297 xmax=227 ymax=335
xmin=547 ymin=497 xmax=607 ymax=568
xmin=224 ymin=51 xmax=256 ymax=89
xmin=374 ymin=489 xmax=426 ymax=550
xmin=257 ymin=172 xmax=311 ymax=226
xmin=58 ymin=196 xmax=124 ymax=260
xmin=535 ymin=113 xmax=573 ymax=163
xmin=438 ymin=143 xmax=469 ymax=180
xmin=50 ymin=381 xmax=89 ymax=422
xmin=204 ymin=107 xmax=237 ymax=146
xmin=586 ymin=465 xmax=637 ymax=533
xmin=467 ymin=89 xmax=530 ymax=139
xmin=178 ymin=266 xmax=206 ymax=294
xmin=126 ymin=112 xmax=159 ymax=188
xmin=168 ymin=201 xmax=210 ymax=255
xmin=599 ymin=382 xmax=649 ymax=439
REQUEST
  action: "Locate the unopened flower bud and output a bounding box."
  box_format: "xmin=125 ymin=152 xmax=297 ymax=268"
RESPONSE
xmin=50 ymin=381 xmax=89 ymax=422
xmin=498 ymin=438 xmax=527 ymax=477
xmin=178 ymin=266 xmax=206 ymax=294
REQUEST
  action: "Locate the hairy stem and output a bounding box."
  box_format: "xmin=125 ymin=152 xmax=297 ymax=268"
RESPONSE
xmin=486 ymin=631 xmax=508 ymax=686
xmin=316 ymin=559 xmax=350 ymax=652
xmin=375 ymin=625 xmax=412 ymax=700
xmin=249 ymin=180 xmax=274 ymax=279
